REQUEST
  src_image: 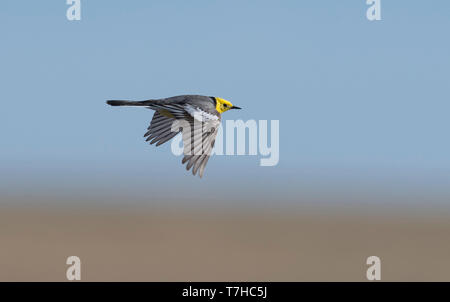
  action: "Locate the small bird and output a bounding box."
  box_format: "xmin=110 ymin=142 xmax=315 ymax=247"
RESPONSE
xmin=107 ymin=95 xmax=241 ymax=178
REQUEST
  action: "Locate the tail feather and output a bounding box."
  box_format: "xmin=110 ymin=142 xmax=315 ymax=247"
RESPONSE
xmin=106 ymin=100 xmax=155 ymax=106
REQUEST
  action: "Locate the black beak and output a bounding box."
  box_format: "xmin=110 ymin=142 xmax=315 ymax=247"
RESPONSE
xmin=231 ymin=106 xmax=241 ymax=110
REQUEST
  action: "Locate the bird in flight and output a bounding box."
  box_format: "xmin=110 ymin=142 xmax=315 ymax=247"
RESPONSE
xmin=107 ymin=95 xmax=241 ymax=178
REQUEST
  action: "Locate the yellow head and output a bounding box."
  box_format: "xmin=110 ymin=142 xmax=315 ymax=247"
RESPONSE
xmin=214 ymin=97 xmax=241 ymax=114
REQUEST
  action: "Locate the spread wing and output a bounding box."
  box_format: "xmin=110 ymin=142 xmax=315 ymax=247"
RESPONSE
xmin=144 ymin=111 xmax=180 ymax=146
xmin=181 ymin=118 xmax=220 ymax=178
xmin=143 ymin=104 xmax=220 ymax=178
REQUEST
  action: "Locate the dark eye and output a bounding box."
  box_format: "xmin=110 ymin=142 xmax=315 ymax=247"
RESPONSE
xmin=224 ymin=104 xmax=228 ymax=107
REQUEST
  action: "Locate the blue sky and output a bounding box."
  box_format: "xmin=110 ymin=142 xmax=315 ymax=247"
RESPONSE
xmin=1 ymin=1 xmax=450 ymax=204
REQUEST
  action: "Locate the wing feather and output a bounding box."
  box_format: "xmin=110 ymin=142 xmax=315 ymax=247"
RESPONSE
xmin=181 ymin=120 xmax=220 ymax=177
xmin=144 ymin=112 xmax=180 ymax=144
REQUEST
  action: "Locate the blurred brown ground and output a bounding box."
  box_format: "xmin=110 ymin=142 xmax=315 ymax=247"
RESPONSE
xmin=0 ymin=203 xmax=449 ymax=281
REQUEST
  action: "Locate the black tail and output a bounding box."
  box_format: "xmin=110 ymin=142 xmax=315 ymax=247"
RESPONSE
xmin=106 ymin=100 xmax=155 ymax=106
xmin=107 ymin=100 xmax=137 ymax=106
